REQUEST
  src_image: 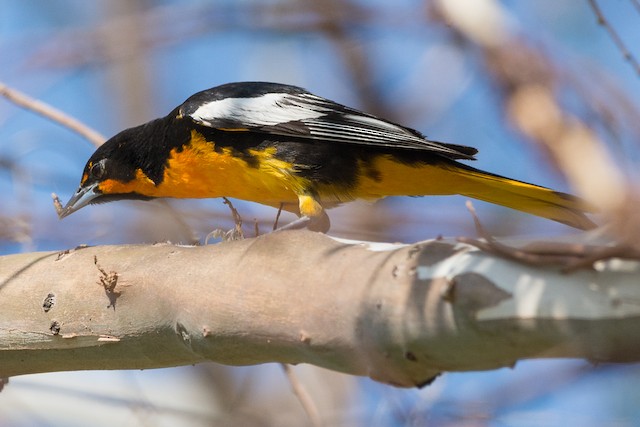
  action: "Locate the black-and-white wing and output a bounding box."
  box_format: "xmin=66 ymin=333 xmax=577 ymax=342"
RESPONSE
xmin=179 ymin=82 xmax=477 ymax=160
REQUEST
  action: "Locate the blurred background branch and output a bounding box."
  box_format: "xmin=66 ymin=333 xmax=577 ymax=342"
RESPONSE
xmin=431 ymin=0 xmax=640 ymax=245
xmin=0 ymin=82 xmax=106 ymax=146
xmin=587 ymin=0 xmax=640 ymax=77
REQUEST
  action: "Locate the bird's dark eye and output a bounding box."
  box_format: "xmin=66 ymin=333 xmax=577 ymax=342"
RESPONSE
xmin=89 ymin=160 xmax=106 ymax=180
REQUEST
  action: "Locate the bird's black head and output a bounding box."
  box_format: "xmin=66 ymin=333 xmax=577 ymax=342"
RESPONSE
xmin=58 ymin=118 xmax=175 ymax=218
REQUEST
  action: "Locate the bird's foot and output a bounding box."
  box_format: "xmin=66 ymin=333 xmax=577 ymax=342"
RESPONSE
xmin=275 ymin=211 xmax=330 ymax=233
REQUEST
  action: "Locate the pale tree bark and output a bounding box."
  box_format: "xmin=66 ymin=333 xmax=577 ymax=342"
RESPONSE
xmin=1 ymin=230 xmax=638 ymax=388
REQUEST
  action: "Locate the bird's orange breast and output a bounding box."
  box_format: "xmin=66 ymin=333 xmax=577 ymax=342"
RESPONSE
xmin=98 ymin=130 xmax=307 ymax=206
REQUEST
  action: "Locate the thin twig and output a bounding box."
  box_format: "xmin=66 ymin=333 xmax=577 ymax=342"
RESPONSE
xmin=630 ymin=0 xmax=640 ymax=16
xmin=587 ymin=0 xmax=640 ymax=77
xmin=0 ymin=81 xmax=106 ymax=147
xmin=51 ymin=193 xmax=64 ymax=216
xmin=273 ymin=203 xmax=284 ymax=231
xmin=460 ymin=201 xmax=640 ymax=272
xmin=205 ymin=198 xmax=245 ymax=243
xmin=280 ymin=363 xmax=323 ymax=427
xmin=458 ymin=202 xmax=579 ymax=266
xmin=223 ymin=197 xmax=244 ymax=238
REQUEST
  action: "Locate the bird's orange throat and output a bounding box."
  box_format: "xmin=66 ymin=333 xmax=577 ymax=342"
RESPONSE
xmin=98 ymin=130 xmax=304 ymax=206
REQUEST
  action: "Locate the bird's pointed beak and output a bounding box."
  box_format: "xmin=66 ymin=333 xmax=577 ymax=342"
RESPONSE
xmin=58 ymin=183 xmax=100 ymax=219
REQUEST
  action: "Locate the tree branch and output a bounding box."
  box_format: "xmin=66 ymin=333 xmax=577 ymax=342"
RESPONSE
xmin=431 ymin=0 xmax=640 ymax=243
xmin=0 ymin=81 xmax=106 ymax=147
xmin=1 ymin=231 xmax=639 ymax=387
xmin=587 ymin=0 xmax=640 ymax=77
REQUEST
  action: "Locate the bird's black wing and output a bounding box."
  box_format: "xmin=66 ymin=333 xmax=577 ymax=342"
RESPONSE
xmin=179 ymin=82 xmax=477 ymax=160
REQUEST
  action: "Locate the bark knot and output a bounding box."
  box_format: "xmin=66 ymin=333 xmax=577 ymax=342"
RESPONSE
xmin=94 ymin=255 xmax=121 ymax=310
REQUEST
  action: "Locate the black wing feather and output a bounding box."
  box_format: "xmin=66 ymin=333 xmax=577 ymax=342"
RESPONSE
xmin=181 ymin=82 xmax=477 ymax=160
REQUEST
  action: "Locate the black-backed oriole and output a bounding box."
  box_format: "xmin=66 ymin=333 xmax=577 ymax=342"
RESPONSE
xmin=59 ymin=82 xmax=595 ymax=232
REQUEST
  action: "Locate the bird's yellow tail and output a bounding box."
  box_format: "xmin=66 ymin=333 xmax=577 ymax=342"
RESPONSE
xmin=334 ymin=155 xmax=596 ymax=230
xmin=453 ymin=164 xmax=596 ymax=230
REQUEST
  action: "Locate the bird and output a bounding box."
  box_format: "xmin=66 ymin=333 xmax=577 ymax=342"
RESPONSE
xmin=59 ymin=81 xmax=595 ymax=232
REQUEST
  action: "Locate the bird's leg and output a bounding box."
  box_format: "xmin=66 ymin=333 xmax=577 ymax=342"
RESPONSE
xmin=275 ymin=194 xmax=330 ymax=233
xmin=276 ymin=211 xmax=330 ymax=233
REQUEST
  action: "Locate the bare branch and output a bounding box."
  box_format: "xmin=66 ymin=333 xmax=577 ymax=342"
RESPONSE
xmin=273 ymin=203 xmax=284 ymax=232
xmin=205 ymin=197 xmax=245 ymax=243
xmin=461 ymin=201 xmax=640 ymax=271
xmin=0 ymin=81 xmax=106 ymax=147
xmin=2 ymin=231 xmax=640 ymax=385
xmin=431 ymin=0 xmax=640 ymax=243
xmin=281 ymin=364 xmax=323 ymax=427
xmin=587 ymin=0 xmax=640 ymax=77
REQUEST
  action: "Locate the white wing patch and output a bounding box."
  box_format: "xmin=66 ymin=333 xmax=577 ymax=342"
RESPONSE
xmin=341 ymin=113 xmax=403 ymax=131
xmin=190 ymin=93 xmax=329 ymax=127
xmin=185 ymin=86 xmax=474 ymax=158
